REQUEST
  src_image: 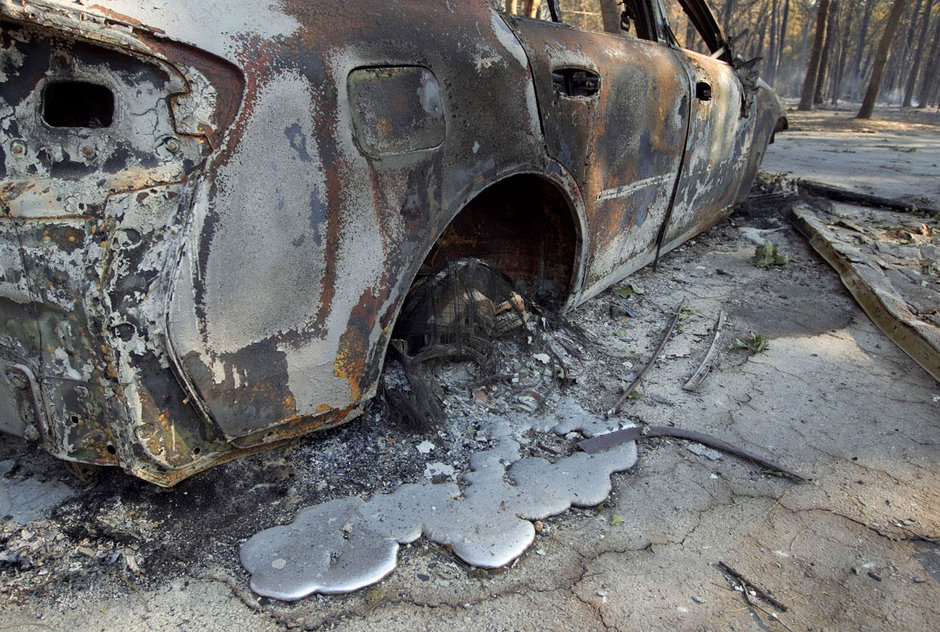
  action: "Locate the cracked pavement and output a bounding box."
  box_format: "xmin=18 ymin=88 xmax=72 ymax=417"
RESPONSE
xmin=1 ymin=108 xmax=938 ymax=631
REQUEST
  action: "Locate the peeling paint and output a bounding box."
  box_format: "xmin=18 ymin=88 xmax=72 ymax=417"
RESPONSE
xmin=0 ymin=0 xmax=784 ymax=484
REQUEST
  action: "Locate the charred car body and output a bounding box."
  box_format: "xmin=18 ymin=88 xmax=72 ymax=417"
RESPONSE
xmin=0 ymin=0 xmax=786 ymax=485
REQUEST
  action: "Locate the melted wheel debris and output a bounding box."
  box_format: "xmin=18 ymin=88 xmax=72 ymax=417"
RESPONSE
xmin=240 ymin=399 xmax=637 ymax=600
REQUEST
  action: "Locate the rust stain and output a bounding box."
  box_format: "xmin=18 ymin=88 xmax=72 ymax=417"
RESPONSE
xmin=0 ymin=0 xmax=785 ymax=485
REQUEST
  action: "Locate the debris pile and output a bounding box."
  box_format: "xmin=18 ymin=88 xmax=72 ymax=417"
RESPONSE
xmin=240 ymin=259 xmax=804 ymax=600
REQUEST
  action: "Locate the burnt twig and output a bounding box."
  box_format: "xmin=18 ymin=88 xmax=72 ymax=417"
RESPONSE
xmin=607 ymin=298 xmax=686 ymax=417
xmin=797 ymin=180 xmax=939 ymax=217
xmin=718 ymin=561 xmax=789 ymax=612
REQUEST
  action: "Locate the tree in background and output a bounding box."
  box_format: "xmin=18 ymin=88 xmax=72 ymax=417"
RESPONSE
xmin=502 ymin=0 xmax=940 ymax=113
xmin=799 ymin=0 xmax=831 ymax=110
xmin=858 ymin=0 xmax=910 ymax=118
xmin=904 ymin=0 xmax=934 ymax=106
xmin=915 ymin=16 xmax=940 ymax=107
xmin=706 ymin=0 xmax=939 ymax=113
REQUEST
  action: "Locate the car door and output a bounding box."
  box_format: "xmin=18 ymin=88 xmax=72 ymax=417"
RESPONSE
xmin=503 ymin=1 xmax=691 ymax=297
xmin=655 ymin=0 xmax=757 ymax=248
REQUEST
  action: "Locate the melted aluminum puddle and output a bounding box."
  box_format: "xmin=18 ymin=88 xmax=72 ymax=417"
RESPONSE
xmin=240 ymin=399 xmax=637 ymax=600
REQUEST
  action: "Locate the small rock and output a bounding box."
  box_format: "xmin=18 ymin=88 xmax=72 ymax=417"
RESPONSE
xmin=124 ymin=551 xmax=141 ymax=574
xmin=515 ymin=392 xmax=541 ymax=413
xmin=424 ymin=462 xmax=456 ymax=480
xmin=687 ymin=443 xmax=723 ymax=461
xmin=416 ymin=441 xmax=435 ymax=455
xmin=533 ymin=353 xmax=550 ymax=365
xmin=692 ymin=596 xmax=705 ymax=604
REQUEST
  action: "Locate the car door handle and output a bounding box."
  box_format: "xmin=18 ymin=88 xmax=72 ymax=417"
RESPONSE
xmin=552 ymin=68 xmax=601 ymax=97
xmin=696 ymin=81 xmax=712 ymax=101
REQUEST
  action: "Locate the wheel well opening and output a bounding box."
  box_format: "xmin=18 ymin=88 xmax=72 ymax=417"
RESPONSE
xmin=423 ymin=174 xmax=578 ymax=306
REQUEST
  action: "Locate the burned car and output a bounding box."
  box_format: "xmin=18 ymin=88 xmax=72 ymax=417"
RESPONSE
xmin=0 ymin=0 xmax=786 ymax=485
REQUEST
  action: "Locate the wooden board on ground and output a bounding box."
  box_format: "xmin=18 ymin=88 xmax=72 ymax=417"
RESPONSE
xmin=792 ymin=200 xmax=940 ymax=381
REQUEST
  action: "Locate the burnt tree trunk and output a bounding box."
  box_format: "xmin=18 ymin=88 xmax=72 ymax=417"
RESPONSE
xmin=773 ymin=0 xmax=790 ymax=88
xmin=799 ymin=0 xmax=831 ymax=110
xmin=905 ymin=0 xmax=936 ymax=106
xmin=830 ymin=3 xmax=853 ymax=105
xmin=887 ymin=0 xmax=924 ymax=94
xmin=722 ymin=0 xmax=736 ymax=26
xmin=756 ymin=12 xmax=768 ymax=61
xmin=858 ymin=0 xmax=910 ymax=119
xmin=767 ymin=0 xmax=779 ymax=84
xmin=815 ymin=0 xmax=840 ymax=104
xmin=848 ymin=0 xmax=876 ymax=100
xmin=601 ymin=0 xmax=621 ymax=33
xmin=915 ymin=15 xmax=940 ymax=107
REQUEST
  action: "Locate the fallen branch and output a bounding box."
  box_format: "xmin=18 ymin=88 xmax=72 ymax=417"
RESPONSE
xmin=607 ymin=298 xmax=686 ymax=416
xmin=116 ymin=569 xmax=150 ymax=612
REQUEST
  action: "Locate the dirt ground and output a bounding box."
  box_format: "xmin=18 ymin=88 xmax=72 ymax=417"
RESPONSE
xmin=1 ymin=106 xmax=938 ymax=631
xmin=761 ymin=104 xmax=940 ymax=210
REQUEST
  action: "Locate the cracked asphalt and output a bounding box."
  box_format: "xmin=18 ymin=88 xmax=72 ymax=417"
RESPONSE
xmin=1 ymin=107 xmax=938 ymax=631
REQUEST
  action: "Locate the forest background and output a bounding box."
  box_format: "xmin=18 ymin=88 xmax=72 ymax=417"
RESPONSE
xmin=506 ymin=0 xmax=940 ymax=118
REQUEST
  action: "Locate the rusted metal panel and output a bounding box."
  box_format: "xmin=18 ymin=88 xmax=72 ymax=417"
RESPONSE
xmin=164 ymin=0 xmax=547 ymax=448
xmin=347 ymin=66 xmax=446 ymax=156
xmin=662 ymin=49 xmax=754 ymax=249
xmin=0 ymin=0 xmax=785 ymax=485
xmin=505 ymin=15 xmax=690 ymax=297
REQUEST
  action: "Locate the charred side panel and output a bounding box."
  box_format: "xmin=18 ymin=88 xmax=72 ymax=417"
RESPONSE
xmin=734 ymin=81 xmax=786 ymax=203
xmin=660 ymin=49 xmax=754 ymax=249
xmin=0 ymin=7 xmax=247 ymax=483
xmin=0 ymin=21 xmax=203 ymax=466
xmin=505 ymin=17 xmax=690 ymax=300
xmin=168 ymin=0 xmax=546 ymax=440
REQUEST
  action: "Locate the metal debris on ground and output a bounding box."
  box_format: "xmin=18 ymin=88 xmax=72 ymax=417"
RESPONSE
xmin=240 ymin=399 xmax=638 ymax=600
xmin=607 ymin=298 xmax=687 ymax=417
xmin=577 ymin=426 xmax=805 ymax=482
xmin=683 ymin=309 xmax=727 ymax=391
